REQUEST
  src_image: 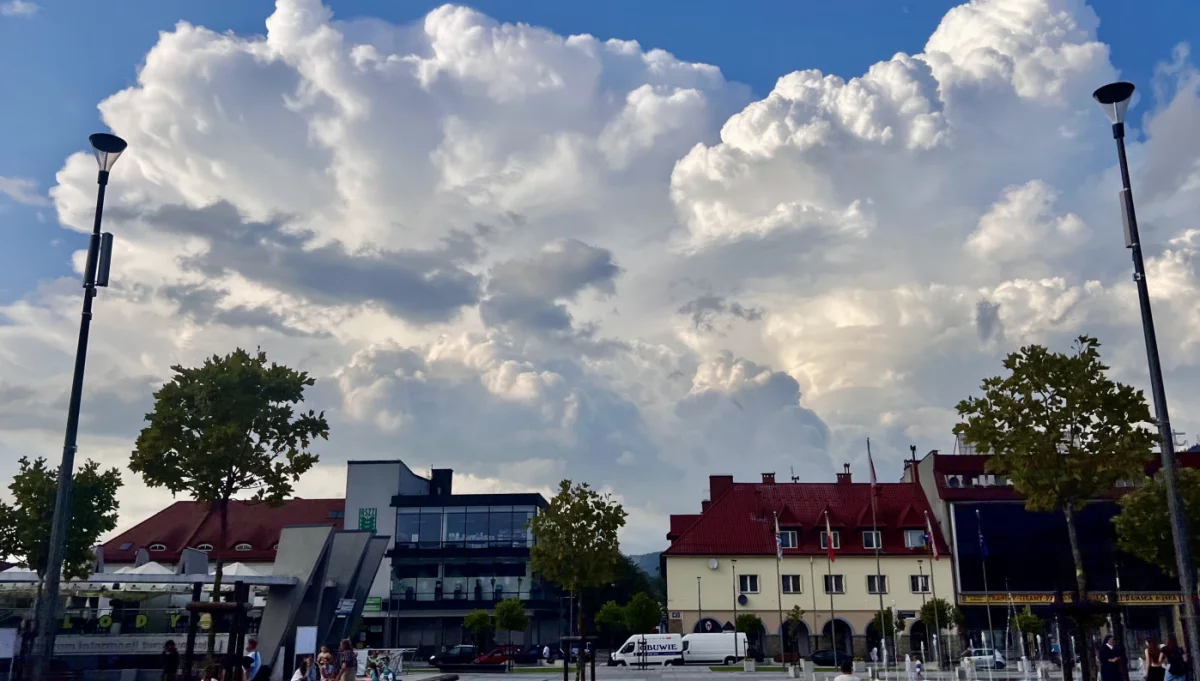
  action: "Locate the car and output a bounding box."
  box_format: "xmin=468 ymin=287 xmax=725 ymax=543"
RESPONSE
xmin=475 ymin=645 xmax=540 ymax=665
xmin=809 ymin=650 xmax=855 ymax=667
xmin=960 ymin=648 xmax=1006 ymax=669
xmin=429 ymin=644 xmax=477 ymax=666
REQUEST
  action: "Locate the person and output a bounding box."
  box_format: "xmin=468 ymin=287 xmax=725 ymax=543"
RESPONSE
xmin=834 ymin=660 xmax=860 ymax=681
xmin=318 ymin=646 xmax=336 ymax=681
xmin=1146 ymin=639 xmax=1166 ymax=681
xmin=292 ymin=658 xmax=311 ymax=681
xmin=543 ymin=644 xmax=551 ymax=664
xmin=1101 ymin=635 xmax=1124 ymax=681
xmin=246 ymin=639 xmax=263 ymax=681
xmin=203 ymin=664 xmax=221 ymax=681
xmin=303 ymin=657 xmax=320 ymax=681
xmin=162 ymin=640 xmax=180 ymax=681
xmin=870 ymin=648 xmax=878 ymax=664
xmin=1164 ymin=635 xmax=1189 ymax=681
xmin=338 ymin=639 xmax=357 ymax=681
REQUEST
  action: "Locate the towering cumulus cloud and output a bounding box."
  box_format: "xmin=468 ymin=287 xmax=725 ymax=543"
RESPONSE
xmin=2 ymin=0 xmax=1199 ymax=550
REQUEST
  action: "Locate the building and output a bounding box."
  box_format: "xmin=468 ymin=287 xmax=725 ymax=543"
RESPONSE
xmin=664 ymin=469 xmax=952 ymax=658
xmin=908 ymin=448 xmax=1200 ymax=652
xmin=102 ymin=498 xmax=346 ymax=572
xmin=343 ymin=460 xmax=564 ymax=651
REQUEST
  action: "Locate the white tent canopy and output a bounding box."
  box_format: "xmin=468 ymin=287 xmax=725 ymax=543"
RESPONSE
xmin=214 ymin=562 xmax=265 ymax=577
xmin=115 ymin=561 xmax=174 ymax=575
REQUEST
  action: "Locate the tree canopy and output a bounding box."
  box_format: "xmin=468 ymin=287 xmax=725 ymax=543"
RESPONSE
xmin=918 ymin=598 xmax=962 ymax=632
xmin=623 ymin=593 xmax=662 ymax=634
xmin=872 ymin=607 xmax=905 ymax=637
xmin=1114 ymin=468 xmax=1200 ymax=576
xmin=463 ymin=609 xmax=493 ymax=646
xmin=0 ymin=457 xmax=122 ymax=579
xmin=735 ymin=613 xmax=765 ymax=642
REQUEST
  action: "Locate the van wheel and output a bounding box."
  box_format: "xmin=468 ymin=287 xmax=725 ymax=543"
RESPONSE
xmin=618 ymin=661 xmax=626 ymax=667
xmin=724 ymin=657 xmax=736 ymax=666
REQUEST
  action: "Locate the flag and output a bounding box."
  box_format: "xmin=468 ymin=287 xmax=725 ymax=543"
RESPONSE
xmin=774 ymin=512 xmax=784 ymax=561
xmin=924 ymin=511 xmax=940 ymax=561
xmin=824 ymin=510 xmax=836 ymax=563
xmin=868 ymin=445 xmax=878 ymax=491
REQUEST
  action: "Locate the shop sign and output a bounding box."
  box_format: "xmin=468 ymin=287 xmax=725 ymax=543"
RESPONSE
xmin=359 ymin=507 xmax=377 ymax=532
xmin=55 ymin=634 xmax=229 ymax=656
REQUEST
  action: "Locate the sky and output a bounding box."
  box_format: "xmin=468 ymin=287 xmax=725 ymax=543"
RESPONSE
xmin=0 ymin=0 xmax=1199 ymax=553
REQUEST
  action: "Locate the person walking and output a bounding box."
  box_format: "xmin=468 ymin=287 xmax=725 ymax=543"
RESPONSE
xmin=1164 ymin=635 xmax=1189 ymax=681
xmin=1102 ymin=635 xmax=1125 ymax=681
xmin=162 ymin=640 xmax=180 ymax=681
xmin=834 ymin=660 xmax=861 ymax=681
xmin=245 ymin=639 xmax=263 ymax=681
xmin=338 ymin=639 xmax=358 ymax=681
xmin=1146 ymin=640 xmax=1166 ymax=681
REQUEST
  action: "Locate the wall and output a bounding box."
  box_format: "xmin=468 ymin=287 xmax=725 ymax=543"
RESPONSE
xmin=666 ymin=554 xmax=955 ymax=634
xmin=344 ymin=461 xmax=403 ymax=599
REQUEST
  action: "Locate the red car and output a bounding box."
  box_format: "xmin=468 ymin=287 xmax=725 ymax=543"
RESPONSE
xmin=475 ymin=645 xmax=526 ymax=664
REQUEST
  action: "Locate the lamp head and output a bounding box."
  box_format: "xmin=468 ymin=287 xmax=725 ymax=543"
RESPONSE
xmin=1092 ymin=82 xmax=1135 ymax=125
xmin=89 ymin=133 xmax=128 ymax=172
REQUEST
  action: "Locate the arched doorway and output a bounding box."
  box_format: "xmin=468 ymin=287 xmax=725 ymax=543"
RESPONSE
xmin=695 ymin=618 xmax=722 ymax=634
xmin=909 ymin=621 xmax=929 ymax=659
xmin=822 ymin=619 xmax=854 ymax=654
xmin=781 ymin=620 xmax=812 ymax=657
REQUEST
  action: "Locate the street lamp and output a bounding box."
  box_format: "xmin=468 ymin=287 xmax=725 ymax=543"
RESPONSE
xmin=31 ymin=132 xmax=127 ymax=681
xmin=1092 ymin=81 xmax=1200 ymax=669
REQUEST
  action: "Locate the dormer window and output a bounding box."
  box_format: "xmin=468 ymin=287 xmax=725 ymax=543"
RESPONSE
xmin=149 ymin=543 xmax=166 ymax=552
xmin=235 ymin=543 xmax=252 ymax=552
xmin=196 ymin=543 xmax=214 ymax=552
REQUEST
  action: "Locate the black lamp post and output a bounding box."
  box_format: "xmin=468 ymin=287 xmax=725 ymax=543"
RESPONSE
xmin=31 ymin=132 xmax=127 ymax=681
xmin=1092 ymin=81 xmax=1200 ymax=668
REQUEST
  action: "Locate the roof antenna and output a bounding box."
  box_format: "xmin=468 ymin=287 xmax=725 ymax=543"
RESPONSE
xmin=790 ymin=466 xmax=799 ymax=483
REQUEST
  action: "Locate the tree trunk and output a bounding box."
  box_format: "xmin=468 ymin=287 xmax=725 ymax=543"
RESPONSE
xmin=207 ymin=500 xmax=228 ymax=664
xmin=1064 ymin=502 xmax=1096 ymax=681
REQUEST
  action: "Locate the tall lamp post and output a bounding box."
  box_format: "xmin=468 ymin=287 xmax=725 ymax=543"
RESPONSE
xmin=31 ymin=132 xmax=127 ymax=681
xmin=1092 ymin=81 xmax=1200 ymax=670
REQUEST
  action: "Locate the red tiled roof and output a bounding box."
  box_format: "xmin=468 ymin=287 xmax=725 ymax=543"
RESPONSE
xmin=667 ymin=514 xmax=701 ymax=541
xmin=102 ymin=498 xmax=344 ymax=564
xmin=665 ymin=480 xmax=947 ymax=557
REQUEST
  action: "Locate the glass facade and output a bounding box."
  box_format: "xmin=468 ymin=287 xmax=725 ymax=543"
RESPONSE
xmin=392 ymin=557 xmax=553 ymax=603
xmin=395 ymin=505 xmax=536 ymax=549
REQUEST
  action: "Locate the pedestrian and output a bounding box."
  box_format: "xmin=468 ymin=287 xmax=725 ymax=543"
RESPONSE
xmin=543 ymin=644 xmax=551 ymax=663
xmin=871 ymin=647 xmax=878 ymax=664
xmin=338 ymin=639 xmax=358 ymax=681
xmin=162 ymin=640 xmax=180 ymax=681
xmin=834 ymin=660 xmax=861 ymax=681
xmin=1164 ymin=635 xmax=1189 ymax=681
xmin=1146 ymin=639 xmax=1166 ymax=681
xmin=246 ymin=639 xmax=263 ymax=681
xmin=1101 ymin=635 xmax=1124 ymax=681
xmin=318 ymin=646 xmax=336 ymax=681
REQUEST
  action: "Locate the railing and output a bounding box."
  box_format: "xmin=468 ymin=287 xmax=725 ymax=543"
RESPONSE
xmin=392 ymin=539 xmax=534 ymax=550
xmin=389 ymin=585 xmax=559 ymax=604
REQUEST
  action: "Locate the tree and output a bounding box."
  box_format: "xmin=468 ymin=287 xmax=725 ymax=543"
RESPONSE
xmin=919 ymin=598 xmax=963 ymax=633
xmin=130 ymin=348 xmax=328 ymax=655
xmin=0 ymin=457 xmax=122 ymax=579
xmin=595 ymin=600 xmax=627 ymax=647
xmin=1114 ymin=468 xmax=1200 ymax=576
xmin=955 ymin=337 xmax=1155 ymax=681
xmin=582 ymin=555 xmax=656 ymax=624
xmin=494 ymin=598 xmax=528 ymax=668
xmin=1011 ymin=606 xmax=1044 ymax=659
xmin=623 ymin=593 xmax=661 ymax=634
xmin=736 ymin=613 xmax=765 ymax=648
xmin=873 ymin=607 xmax=905 ymax=637
xmin=530 ymin=480 xmax=627 ymax=637
xmin=785 ymin=605 xmax=806 ymax=655
xmin=463 ymin=609 xmax=493 ymax=647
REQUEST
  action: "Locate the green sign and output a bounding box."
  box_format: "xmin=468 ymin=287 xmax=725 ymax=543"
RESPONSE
xmin=358 ymin=507 xmax=377 ymax=532
xmin=363 ymin=597 xmax=383 ymax=613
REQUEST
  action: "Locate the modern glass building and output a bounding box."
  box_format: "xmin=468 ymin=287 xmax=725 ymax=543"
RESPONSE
xmin=344 ymin=461 xmax=564 ymax=653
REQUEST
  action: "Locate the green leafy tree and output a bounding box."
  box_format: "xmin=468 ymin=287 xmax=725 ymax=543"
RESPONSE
xmin=873 ymin=607 xmax=905 ymax=637
xmin=582 ymin=555 xmax=657 ymax=624
xmin=1114 ymin=468 xmax=1200 ymax=575
xmin=1011 ymin=606 xmax=1044 ymax=659
xmin=530 ymin=480 xmax=627 ymax=636
xmin=736 ymin=613 xmax=765 ymax=646
xmin=130 ymin=348 xmax=328 ymax=655
xmin=494 ymin=598 xmax=528 ymax=667
xmin=0 ymin=457 xmax=122 ymax=579
xmin=595 ymin=600 xmax=627 ymax=647
xmin=919 ymin=598 xmax=963 ymax=634
xmin=785 ymin=605 xmax=806 ymax=655
xmin=955 ymin=337 xmax=1155 ymax=681
xmin=623 ymin=593 xmax=661 ymax=634
xmin=463 ymin=609 xmax=493 ymax=647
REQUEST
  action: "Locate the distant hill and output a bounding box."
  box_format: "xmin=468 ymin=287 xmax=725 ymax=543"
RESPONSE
xmin=628 ymin=551 xmax=662 ymax=578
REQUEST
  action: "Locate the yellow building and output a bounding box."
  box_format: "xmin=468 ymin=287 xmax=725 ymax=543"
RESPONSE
xmin=664 ymin=469 xmax=955 ymax=659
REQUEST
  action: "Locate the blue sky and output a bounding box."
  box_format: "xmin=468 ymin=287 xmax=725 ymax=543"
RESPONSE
xmin=0 ymin=0 xmax=1196 ymax=303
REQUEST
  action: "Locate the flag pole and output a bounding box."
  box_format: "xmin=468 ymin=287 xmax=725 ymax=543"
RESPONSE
xmin=775 ymin=511 xmax=785 ymax=659
xmin=868 ymin=438 xmax=887 ymax=670
xmin=977 ymin=509 xmax=996 ymax=681
xmin=925 ymin=511 xmax=943 ymax=668
xmin=809 ymin=556 xmax=818 ymax=657
xmin=825 ymin=510 xmax=838 ymax=654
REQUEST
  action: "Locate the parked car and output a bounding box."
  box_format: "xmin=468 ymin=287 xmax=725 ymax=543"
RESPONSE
xmin=475 ymin=645 xmax=540 ymax=665
xmin=960 ymin=648 xmax=1006 ymax=669
xmin=809 ymin=650 xmax=854 ymax=667
xmin=429 ymin=644 xmax=477 ymax=666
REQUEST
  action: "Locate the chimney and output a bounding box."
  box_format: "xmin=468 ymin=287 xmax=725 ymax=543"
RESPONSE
xmin=430 ymin=469 xmax=454 ymax=497
xmin=836 ymin=463 xmax=852 ymax=485
xmin=909 ymin=444 xmax=920 ymax=484
xmin=762 ymin=472 xmax=776 ymax=485
xmin=710 ymin=475 xmax=734 ymax=501
xmin=701 ymin=500 xmax=711 ymax=513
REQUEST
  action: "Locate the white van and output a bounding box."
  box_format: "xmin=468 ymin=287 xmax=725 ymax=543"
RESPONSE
xmin=681 ymin=632 xmax=748 ymax=665
xmin=610 ymin=634 xmax=684 ymax=666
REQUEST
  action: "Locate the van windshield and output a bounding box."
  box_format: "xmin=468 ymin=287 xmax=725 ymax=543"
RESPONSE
xmin=621 ymin=643 xmax=635 ymax=654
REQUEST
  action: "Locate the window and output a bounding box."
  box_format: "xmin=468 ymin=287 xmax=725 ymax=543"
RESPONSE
xmin=118 ymin=542 xmax=133 ymax=551
xmin=779 ymin=531 xmax=798 ymax=549
xmin=234 ymin=543 xmax=252 ymax=551
xmin=820 ymin=531 xmax=840 ymax=550
xmin=328 ymin=510 xmax=345 ymax=520
xmin=781 ymin=575 xmax=803 ymax=594
xmin=867 ymin=575 xmax=888 ymax=594
xmin=823 ymin=574 xmax=845 ymax=594
xmin=863 ymin=531 xmax=881 ymax=550
xmin=904 ymin=529 xmax=926 ymax=548
xmin=196 ymin=543 xmax=213 ymax=552
xmin=739 ymin=574 xmax=760 ymax=593
xmin=148 ymin=543 xmax=166 ymax=552
xmin=910 ymin=575 xmax=931 ymax=593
